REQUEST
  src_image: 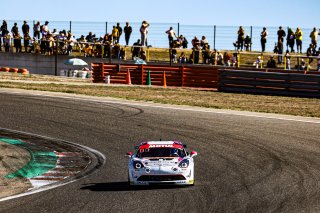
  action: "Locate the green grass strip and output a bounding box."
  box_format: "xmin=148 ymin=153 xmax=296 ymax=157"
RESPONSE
xmin=1 ymin=138 xmax=58 ymax=179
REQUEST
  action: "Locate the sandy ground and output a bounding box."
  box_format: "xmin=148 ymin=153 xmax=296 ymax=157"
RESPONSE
xmin=0 ymin=141 xmax=32 ymax=199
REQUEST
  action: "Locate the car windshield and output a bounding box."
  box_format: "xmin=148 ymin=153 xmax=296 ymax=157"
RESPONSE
xmin=136 ymin=148 xmax=186 ymax=158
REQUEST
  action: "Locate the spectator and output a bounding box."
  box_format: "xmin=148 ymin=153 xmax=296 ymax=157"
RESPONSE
xmin=116 ymin=23 xmax=122 ymax=44
xmin=11 ymin=22 xmax=19 ymax=38
xmin=22 ymin=20 xmax=30 ymax=36
xmin=306 ymin=44 xmax=315 ymax=64
xmin=253 ymin=56 xmax=263 ymax=68
xmin=178 ymin=52 xmax=187 ymax=64
xmin=244 ymin=35 xmax=251 ymax=51
xmin=84 ymin=43 xmax=93 ymax=57
xmin=41 ymin=21 xmax=49 ymax=37
xmin=287 ymin=28 xmax=295 ymax=52
xmin=295 ymin=27 xmax=303 ymax=53
xmin=191 ymin=36 xmax=200 ymax=48
xmin=140 ymin=20 xmax=149 ymax=46
xmin=33 ymin=21 xmax=41 ymax=40
xmin=131 ymin=39 xmax=141 ymax=59
xmin=4 ymin=31 xmax=10 ymax=52
xmin=231 ymin=53 xmax=238 ymax=67
xmin=223 ymin=52 xmax=231 ymax=66
xmin=266 ymin=55 xmax=277 ymax=68
xmin=285 ymin=50 xmax=291 ymax=70
xmin=237 ymin=26 xmax=245 ymax=51
xmin=13 ymin=32 xmax=22 ymax=53
xmin=119 ymin=47 xmax=125 ymax=59
xmin=124 ymin=22 xmax=132 ymax=45
xmin=277 ymin=26 xmax=286 ymax=43
xmin=23 ymin=32 xmax=31 ymax=53
xmin=171 ymin=48 xmax=177 ymax=63
xmin=112 ymin=42 xmax=120 ymax=59
xmin=277 ymin=40 xmax=284 ymax=64
xmin=0 ymin=20 xmax=8 ymax=51
xmin=102 ymin=33 xmax=111 ymax=58
xmin=216 ymin=50 xmax=224 ymax=65
xmin=202 ymin=43 xmax=210 ymax=64
xmin=181 ymin=35 xmax=188 ymax=48
xmin=260 ymin=27 xmax=268 ymax=52
xmin=165 ymin=26 xmax=177 ymax=48
xmin=86 ymin=32 xmax=95 ymax=43
xmin=190 ymin=44 xmax=200 ymax=64
xmin=140 ymin=50 xmax=147 ymax=61
xmin=200 ymin=36 xmax=208 ymax=49
xmin=112 ymin=26 xmax=119 ymax=45
xmin=310 ymin=27 xmax=318 ymax=49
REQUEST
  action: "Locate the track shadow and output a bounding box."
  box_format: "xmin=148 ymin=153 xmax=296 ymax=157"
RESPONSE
xmin=80 ymin=182 xmax=189 ymax=192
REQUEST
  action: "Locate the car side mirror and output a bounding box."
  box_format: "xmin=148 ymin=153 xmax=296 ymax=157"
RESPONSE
xmin=190 ymin=151 xmax=198 ymax=158
xmin=126 ymin=152 xmax=133 ymax=157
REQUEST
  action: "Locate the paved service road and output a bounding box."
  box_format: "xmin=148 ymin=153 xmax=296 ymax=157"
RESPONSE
xmin=0 ymin=89 xmax=320 ymax=213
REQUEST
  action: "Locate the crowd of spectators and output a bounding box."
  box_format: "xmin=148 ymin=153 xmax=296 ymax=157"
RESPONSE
xmin=0 ymin=20 xmax=319 ymax=70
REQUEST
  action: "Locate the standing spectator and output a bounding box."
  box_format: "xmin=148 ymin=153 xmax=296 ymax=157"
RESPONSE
xmin=14 ymin=33 xmax=22 ymax=53
xmin=23 ymin=32 xmax=31 ymax=52
xmin=140 ymin=20 xmax=149 ymax=46
xmin=124 ymin=22 xmax=132 ymax=45
xmin=4 ymin=31 xmax=11 ymax=52
xmin=277 ymin=40 xmax=284 ymax=64
xmin=277 ymin=26 xmax=286 ymax=43
xmin=287 ymin=27 xmax=295 ymax=52
xmin=22 ymin=20 xmax=30 ymax=36
xmin=310 ymin=27 xmax=318 ymax=49
xmin=112 ymin=26 xmax=119 ymax=45
xmin=237 ymin=26 xmax=245 ymax=51
xmin=0 ymin=20 xmax=8 ymax=51
xmin=33 ymin=21 xmax=41 ymax=39
xmin=260 ymin=27 xmax=268 ymax=52
xmin=285 ymin=50 xmax=291 ymax=70
xmin=116 ymin=23 xmax=122 ymax=44
xmin=41 ymin=21 xmax=50 ymax=37
xmin=165 ymin=27 xmax=177 ymax=48
xmin=11 ymin=22 xmax=19 ymax=37
xmin=295 ymin=27 xmax=303 ymax=53
xmin=244 ymin=35 xmax=251 ymax=51
xmin=22 ymin=21 xmax=30 ymax=51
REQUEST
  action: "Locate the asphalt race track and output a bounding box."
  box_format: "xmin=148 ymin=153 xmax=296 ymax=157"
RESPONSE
xmin=1 ymin=89 xmax=320 ymax=213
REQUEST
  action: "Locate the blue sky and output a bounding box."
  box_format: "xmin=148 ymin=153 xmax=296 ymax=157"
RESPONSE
xmin=2 ymin=0 xmax=319 ymax=28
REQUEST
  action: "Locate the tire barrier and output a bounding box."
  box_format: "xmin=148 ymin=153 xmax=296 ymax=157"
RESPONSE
xmin=0 ymin=67 xmax=29 ymax=74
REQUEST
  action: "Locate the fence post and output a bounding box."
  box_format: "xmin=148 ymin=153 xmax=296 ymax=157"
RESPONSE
xmin=178 ymin=23 xmax=180 ymax=37
xmin=237 ymin=52 xmax=240 ymax=68
xmin=69 ymin=21 xmax=72 ymax=33
xmin=250 ymin=26 xmax=252 ymax=51
xmin=141 ymin=64 xmax=144 ymax=85
xmin=33 ymin=20 xmax=35 ymax=38
xmin=55 ymin=38 xmax=58 ymax=76
xmin=213 ymin=25 xmax=216 ymax=50
xmin=169 ymin=48 xmax=172 ymax=66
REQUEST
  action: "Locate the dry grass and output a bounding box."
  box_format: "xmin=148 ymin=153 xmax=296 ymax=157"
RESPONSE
xmin=1 ymin=78 xmax=320 ymax=118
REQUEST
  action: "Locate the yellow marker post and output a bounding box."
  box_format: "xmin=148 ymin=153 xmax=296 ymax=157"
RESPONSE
xmin=284 ymin=56 xmax=287 ymax=70
xmin=237 ymin=52 xmax=241 ymax=68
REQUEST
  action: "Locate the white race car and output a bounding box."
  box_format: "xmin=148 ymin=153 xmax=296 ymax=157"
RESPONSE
xmin=126 ymin=141 xmax=197 ymax=186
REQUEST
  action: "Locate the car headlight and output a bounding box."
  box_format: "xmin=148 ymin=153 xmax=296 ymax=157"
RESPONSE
xmin=133 ymin=161 xmax=144 ymax=169
xmin=178 ymin=159 xmax=189 ymax=168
